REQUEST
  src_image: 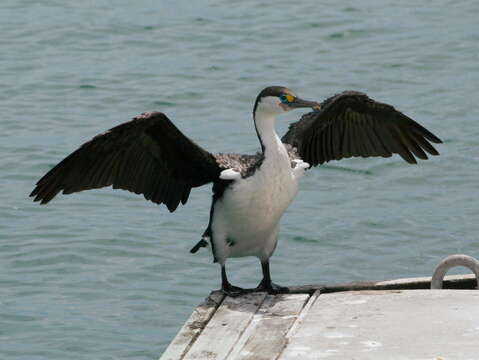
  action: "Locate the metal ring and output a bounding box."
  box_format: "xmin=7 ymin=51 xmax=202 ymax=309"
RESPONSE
xmin=431 ymin=254 xmax=479 ymax=289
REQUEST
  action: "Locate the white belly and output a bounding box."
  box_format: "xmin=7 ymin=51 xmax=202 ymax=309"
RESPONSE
xmin=211 ymin=145 xmax=306 ymax=264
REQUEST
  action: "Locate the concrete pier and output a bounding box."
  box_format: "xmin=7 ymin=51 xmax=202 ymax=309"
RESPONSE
xmin=160 ymin=274 xmax=477 ymax=360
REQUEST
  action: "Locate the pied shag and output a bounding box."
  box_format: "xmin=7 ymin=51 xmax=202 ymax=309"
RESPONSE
xmin=30 ymin=86 xmax=442 ymax=296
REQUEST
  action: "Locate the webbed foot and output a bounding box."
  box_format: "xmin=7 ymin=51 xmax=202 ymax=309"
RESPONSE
xmin=255 ymin=279 xmax=289 ymax=295
xmin=221 ymin=283 xmax=251 ymax=297
xmin=256 ymin=260 xmax=289 ymax=294
xmin=220 ymin=264 xmax=252 ymax=297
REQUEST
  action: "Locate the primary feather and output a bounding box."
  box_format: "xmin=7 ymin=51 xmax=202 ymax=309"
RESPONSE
xmin=282 ymin=91 xmax=442 ymax=166
xmin=30 ymin=112 xmax=221 ymax=211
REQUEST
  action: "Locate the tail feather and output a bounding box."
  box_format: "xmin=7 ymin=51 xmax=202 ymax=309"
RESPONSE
xmin=190 ymin=238 xmax=209 ymax=253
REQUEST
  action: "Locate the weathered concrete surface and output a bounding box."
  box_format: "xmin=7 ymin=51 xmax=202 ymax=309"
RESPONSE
xmin=183 ymin=292 xmax=267 ymax=360
xmin=159 ymin=275 xmax=478 ymax=360
xmin=160 ymin=291 xmax=224 ymax=360
xmin=230 ymin=293 xmax=310 ymax=360
xmin=281 ymin=290 xmax=479 ymax=360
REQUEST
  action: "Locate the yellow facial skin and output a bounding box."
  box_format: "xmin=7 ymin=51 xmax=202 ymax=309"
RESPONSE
xmin=285 ymin=94 xmax=295 ymax=103
xmin=278 ymin=93 xmax=297 ymax=111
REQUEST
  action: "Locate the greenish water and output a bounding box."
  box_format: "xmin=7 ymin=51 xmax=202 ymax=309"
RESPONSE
xmin=1 ymin=1 xmax=479 ymax=358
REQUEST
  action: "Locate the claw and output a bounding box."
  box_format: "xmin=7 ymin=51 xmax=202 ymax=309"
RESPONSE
xmin=255 ymin=280 xmax=289 ymax=295
xmin=221 ymin=284 xmax=252 ymax=297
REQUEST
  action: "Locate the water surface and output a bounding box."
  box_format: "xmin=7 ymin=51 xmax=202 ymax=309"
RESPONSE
xmin=1 ymin=1 xmax=479 ymax=358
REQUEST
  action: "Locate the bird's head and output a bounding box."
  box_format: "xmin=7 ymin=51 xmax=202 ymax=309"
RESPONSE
xmin=253 ymin=86 xmax=320 ymax=118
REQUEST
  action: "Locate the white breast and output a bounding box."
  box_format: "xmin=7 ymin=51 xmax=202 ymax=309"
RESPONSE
xmin=211 ymin=141 xmax=305 ymax=263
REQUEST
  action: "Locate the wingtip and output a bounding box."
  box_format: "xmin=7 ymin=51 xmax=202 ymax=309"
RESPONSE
xmin=429 ymin=135 xmax=443 ymax=144
xmin=30 ymin=196 xmax=47 ymax=205
xmin=166 ymin=201 xmax=180 ymax=213
xmin=30 ymin=188 xmax=56 ymax=204
xmin=401 ymin=153 xmax=417 ymax=165
xmin=32 ymin=194 xmax=50 ymax=204
xmin=29 ymin=188 xmax=44 ymax=203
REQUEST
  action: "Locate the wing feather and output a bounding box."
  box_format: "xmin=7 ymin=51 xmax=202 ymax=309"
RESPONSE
xmin=282 ymin=91 xmax=442 ymax=166
xmin=341 ymin=118 xmax=351 ymax=158
xmin=332 ymin=119 xmax=342 ymax=160
xmin=30 ymin=112 xmax=221 ymax=211
xmin=369 ymin=126 xmax=390 ymax=157
xmin=410 ymin=131 xmax=439 ymax=155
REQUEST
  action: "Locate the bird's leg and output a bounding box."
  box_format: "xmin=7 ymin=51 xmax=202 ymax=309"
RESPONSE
xmin=220 ymin=264 xmax=249 ymax=297
xmin=256 ymin=260 xmax=289 ymax=294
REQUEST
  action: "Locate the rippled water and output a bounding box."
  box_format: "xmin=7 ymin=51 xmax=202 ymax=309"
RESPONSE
xmin=1 ymin=0 xmax=479 ymax=358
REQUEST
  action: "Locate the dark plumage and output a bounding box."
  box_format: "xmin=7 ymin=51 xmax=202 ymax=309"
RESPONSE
xmin=30 ymin=112 xmax=304 ymax=210
xmin=282 ymin=91 xmax=442 ymax=166
xmin=215 ymin=145 xmax=300 ymax=178
xmin=30 ymin=112 xmax=222 ymax=212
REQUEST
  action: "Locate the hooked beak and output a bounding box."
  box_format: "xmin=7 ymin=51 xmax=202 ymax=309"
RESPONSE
xmin=289 ymin=97 xmax=321 ymax=110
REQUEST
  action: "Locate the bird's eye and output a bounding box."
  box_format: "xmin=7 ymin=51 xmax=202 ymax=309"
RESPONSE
xmin=279 ymin=94 xmax=294 ymax=104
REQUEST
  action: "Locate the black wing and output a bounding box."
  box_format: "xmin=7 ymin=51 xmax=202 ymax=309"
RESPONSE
xmin=282 ymin=91 xmax=442 ymax=166
xmin=30 ymin=112 xmax=221 ymax=212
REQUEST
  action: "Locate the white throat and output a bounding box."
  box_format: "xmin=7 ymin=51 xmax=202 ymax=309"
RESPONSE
xmin=255 ymin=111 xmax=280 ymax=153
xmin=253 ymin=99 xmax=285 ymax=154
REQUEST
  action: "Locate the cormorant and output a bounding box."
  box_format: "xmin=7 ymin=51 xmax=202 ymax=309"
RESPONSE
xmin=30 ymin=86 xmax=442 ymax=296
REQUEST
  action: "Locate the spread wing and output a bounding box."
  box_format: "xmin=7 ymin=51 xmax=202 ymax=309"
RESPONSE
xmin=282 ymin=91 xmax=442 ymax=166
xmin=30 ymin=112 xmax=222 ymax=212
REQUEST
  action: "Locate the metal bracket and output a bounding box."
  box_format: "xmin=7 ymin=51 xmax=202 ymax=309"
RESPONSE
xmin=431 ymin=254 xmax=479 ymax=289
